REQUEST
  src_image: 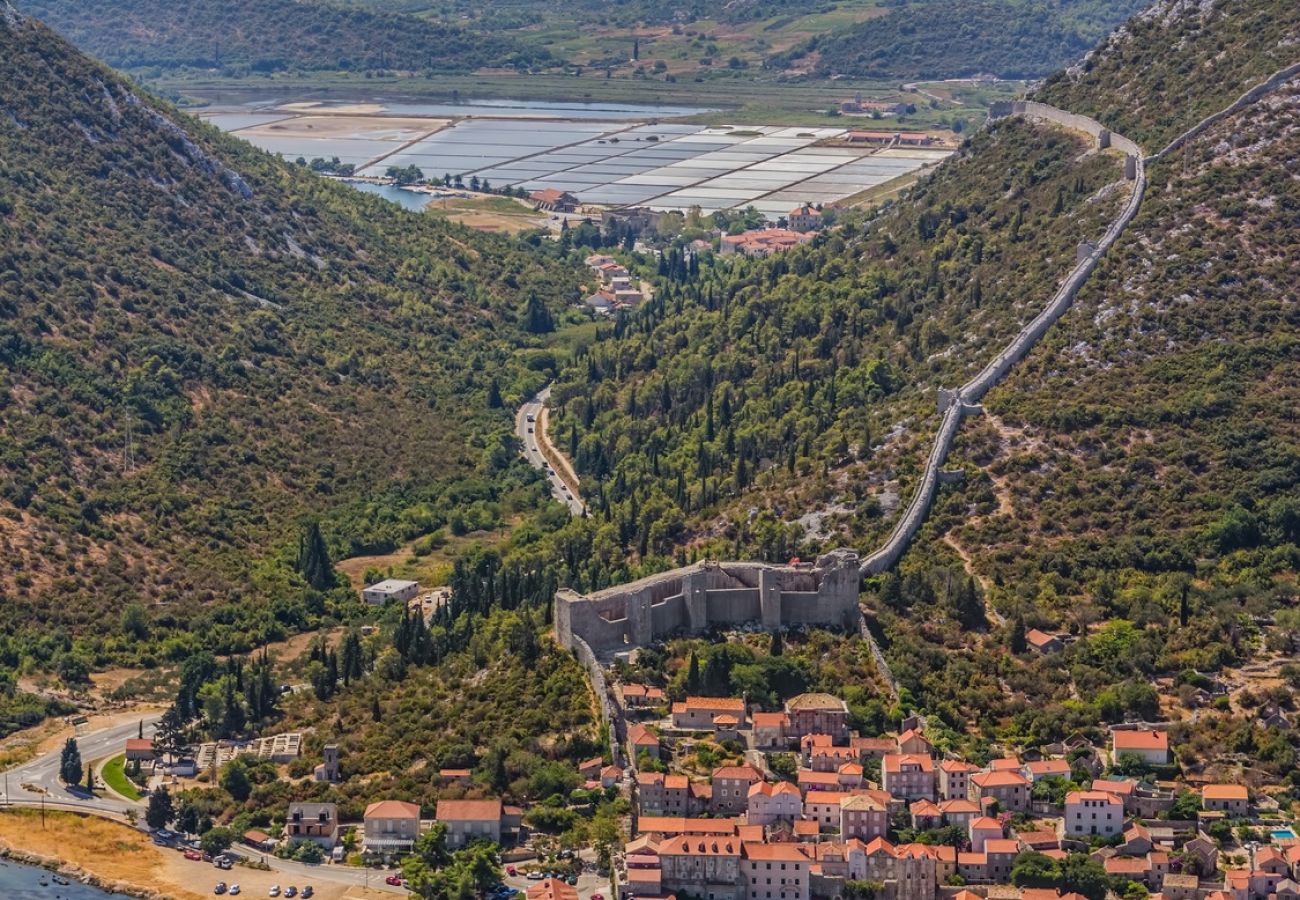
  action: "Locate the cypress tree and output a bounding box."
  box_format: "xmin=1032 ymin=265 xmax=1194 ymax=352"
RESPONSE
xmin=60 ymin=737 xmax=82 ymax=786
xmin=296 ymin=521 xmax=336 ymax=591
xmin=686 ymin=650 xmax=701 ymax=693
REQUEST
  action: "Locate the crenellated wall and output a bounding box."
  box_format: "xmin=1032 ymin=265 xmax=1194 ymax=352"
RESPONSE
xmin=556 ymin=549 xmax=863 ymax=653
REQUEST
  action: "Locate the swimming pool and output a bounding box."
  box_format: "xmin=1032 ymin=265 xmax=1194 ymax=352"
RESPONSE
xmin=1271 ymin=827 xmax=1296 ymax=840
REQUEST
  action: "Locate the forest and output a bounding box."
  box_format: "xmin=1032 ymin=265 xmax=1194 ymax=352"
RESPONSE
xmin=0 ymin=7 xmax=583 ymax=679
xmin=768 ymin=0 xmax=1147 ymax=80
xmin=18 ymin=0 xmax=553 ymax=73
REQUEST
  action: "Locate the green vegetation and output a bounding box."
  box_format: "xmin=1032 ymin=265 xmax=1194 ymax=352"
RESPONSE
xmin=0 ymin=7 xmax=589 ymax=675
xmin=18 ymin=0 xmax=552 ymax=73
xmin=546 ymin=118 xmax=1124 ymax=564
xmin=1035 ymin=0 xmax=1300 ymax=149
xmin=769 ymin=0 xmax=1147 ymax=79
xmin=101 ymin=753 xmax=143 ymax=801
xmin=59 ymin=737 xmax=82 ymax=785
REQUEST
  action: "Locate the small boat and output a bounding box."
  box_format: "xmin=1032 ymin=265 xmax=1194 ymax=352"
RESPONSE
xmin=53 ymin=875 xmax=70 ymax=885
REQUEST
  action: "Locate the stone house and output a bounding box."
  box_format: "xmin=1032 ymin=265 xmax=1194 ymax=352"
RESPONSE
xmin=363 ymin=800 xmax=422 ymax=854
xmin=285 ymin=801 xmax=339 ymax=849
xmin=436 ymin=798 xmax=503 ymax=849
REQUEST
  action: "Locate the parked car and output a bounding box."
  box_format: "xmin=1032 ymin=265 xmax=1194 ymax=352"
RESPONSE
xmin=300 ymin=888 xmax=312 ymax=899
xmin=229 ymin=888 xmax=241 ymax=897
xmin=285 ymin=888 xmax=298 ymax=898
xmin=213 ymin=884 xmax=226 ymax=896
xmin=592 ymin=894 xmax=604 ymax=900
xmin=506 ymin=866 xmax=517 ymax=877
xmin=526 ymin=872 xmax=545 ymax=881
xmin=386 ymin=875 xmax=404 ymax=886
xmin=268 ymin=887 xmax=281 ymax=898
xmin=565 ymin=876 xmax=578 ymax=885
xmin=185 ymin=850 xmax=203 ymax=861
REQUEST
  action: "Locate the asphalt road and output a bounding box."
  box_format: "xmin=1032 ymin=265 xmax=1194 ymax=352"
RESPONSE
xmin=516 ymin=386 xmax=585 ymax=516
xmin=2 ymin=716 xmax=159 ymax=814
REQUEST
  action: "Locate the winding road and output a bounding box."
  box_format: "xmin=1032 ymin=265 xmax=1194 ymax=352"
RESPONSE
xmin=3 ymin=716 xmax=157 ymax=814
xmin=516 ymin=385 xmax=585 ymax=515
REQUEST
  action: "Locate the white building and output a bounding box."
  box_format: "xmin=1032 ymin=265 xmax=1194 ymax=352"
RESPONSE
xmin=1064 ymin=790 xmax=1124 ymax=836
xmin=363 ymin=579 xmax=420 ymax=605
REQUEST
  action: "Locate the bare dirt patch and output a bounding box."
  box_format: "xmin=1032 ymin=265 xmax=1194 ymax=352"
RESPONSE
xmin=240 ymin=114 xmax=447 ymax=142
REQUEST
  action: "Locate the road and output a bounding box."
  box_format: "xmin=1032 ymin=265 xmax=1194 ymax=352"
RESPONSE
xmin=2 ymin=715 xmax=158 ymax=814
xmin=516 ymin=385 xmax=585 ymax=516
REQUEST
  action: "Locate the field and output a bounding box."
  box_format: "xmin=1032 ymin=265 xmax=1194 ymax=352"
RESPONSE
xmin=98 ymin=754 xmax=142 ymax=801
xmin=423 ymin=194 xmax=551 ymax=232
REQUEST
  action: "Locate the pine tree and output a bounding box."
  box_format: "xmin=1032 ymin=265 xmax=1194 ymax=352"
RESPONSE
xmin=955 ymin=577 xmax=985 ymax=630
xmin=60 ymin=737 xmax=82 ymax=786
xmin=341 ymin=629 xmax=364 ymax=685
xmin=487 ymin=378 xmax=503 ymax=409
xmin=84 ymin=763 xmax=95 ymax=793
xmin=296 ymin=521 xmax=336 ymax=591
xmin=146 ymin=786 xmax=175 ymax=829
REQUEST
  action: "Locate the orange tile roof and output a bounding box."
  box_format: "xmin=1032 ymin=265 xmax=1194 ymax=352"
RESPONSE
xmin=1112 ymin=729 xmax=1168 ymax=751
xmin=366 ymin=800 xmax=420 ymax=819
xmin=1066 ymin=790 xmax=1122 ymax=805
xmin=683 ymin=696 xmax=746 ymax=712
xmin=713 ymin=765 xmax=763 ymax=781
xmin=435 ymin=799 xmax=501 ymax=821
xmin=985 ymin=839 xmax=1021 ymax=855
xmin=752 ymin=712 xmax=787 ymax=727
xmin=629 ymin=724 xmax=659 ymax=745
xmin=528 ymin=878 xmax=579 ymax=900
xmin=636 ymin=817 xmax=737 ymax=836
xmin=939 ymin=759 xmax=979 ymax=773
xmin=744 ymin=842 xmax=810 ymax=861
xmin=970 ymin=816 xmax=1002 ymax=832
xmin=971 ymin=770 xmax=1027 ymax=787
xmin=883 ymin=753 xmax=933 ymax=773
xmin=1202 ymin=784 xmax=1248 ymax=800
xmin=658 ymin=836 xmax=740 ymax=857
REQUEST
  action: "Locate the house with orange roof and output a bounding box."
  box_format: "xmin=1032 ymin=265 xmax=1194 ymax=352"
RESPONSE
xmin=629 ymin=723 xmax=661 ymax=760
xmin=711 ymin=765 xmax=765 ymax=815
xmin=601 ymin=765 xmax=624 ymax=788
xmin=957 ymin=850 xmax=989 ymax=883
xmin=1111 ymin=728 xmax=1170 ymax=765
xmin=639 ymin=772 xmax=698 ymax=816
xmin=836 ymin=763 xmax=864 ymax=788
xmin=1064 ymin=790 xmax=1123 ymax=837
xmin=850 ymin=737 xmax=895 ymax=760
xmin=969 ymin=816 xmax=1003 ymax=852
xmin=578 ymin=756 xmax=604 ymax=779
xmin=529 ymin=189 xmax=578 ymax=213
xmin=797 ymin=769 xmax=842 ymax=793
xmin=1202 ymin=783 xmax=1249 ymax=815
xmin=747 ymin=781 xmax=803 ymax=825
xmin=1104 ymin=854 xmax=1153 ymax=885
xmin=672 ymin=697 xmax=748 ymax=731
xmin=1017 ymin=830 xmax=1061 ymax=852
xmin=896 ymin=729 xmax=933 ymax=755
xmin=968 ymin=769 xmax=1030 ymax=812
xmin=657 ymin=835 xmax=742 ymax=900
xmin=806 ymin=745 xmax=859 ymax=772
xmin=938 ymin=759 xmax=979 ymax=800
xmin=1026 ymin=628 xmax=1063 ymax=653
xmin=742 ymin=842 xmax=810 ymax=900
xmin=938 ymin=798 xmax=981 ymax=828
xmin=528 ymin=878 xmax=579 ymax=900
xmin=802 ymin=790 xmax=856 ymax=830
xmin=836 ymin=838 xmax=938 ymax=900
xmin=909 ymin=798 xmax=942 ymax=830
xmin=984 ymin=838 xmax=1019 ymax=883
xmin=621 ymin=683 xmax=666 ymax=707
xmin=1091 ymin=777 xmax=1138 ymax=812
xmin=786 ymin=205 xmax=823 ymax=233
xmin=435 ymin=798 xmax=502 ymax=849
xmin=752 ymin=712 xmax=790 ymax=749
xmin=364 ymin=799 xmax=422 ymax=853
xmin=636 ymin=817 xmax=738 ymax=839
xmin=1023 ymin=758 xmax=1072 ymax=782
xmin=882 ymin=753 xmax=935 ymax=801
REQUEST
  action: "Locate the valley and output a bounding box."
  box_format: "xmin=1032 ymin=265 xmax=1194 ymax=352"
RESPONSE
xmin=1 ymin=0 xmax=1300 ymax=900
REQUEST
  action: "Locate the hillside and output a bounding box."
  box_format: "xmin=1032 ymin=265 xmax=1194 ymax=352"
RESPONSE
xmin=544 ymin=0 xmax=1300 ymax=752
xmin=0 ymin=3 xmax=579 ymax=668
xmin=17 ymin=0 xmax=552 ymax=73
xmin=769 ymin=0 xmax=1147 ymax=80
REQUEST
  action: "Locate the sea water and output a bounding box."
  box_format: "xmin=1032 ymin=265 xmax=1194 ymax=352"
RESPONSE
xmin=0 ymin=858 xmax=134 ymax=899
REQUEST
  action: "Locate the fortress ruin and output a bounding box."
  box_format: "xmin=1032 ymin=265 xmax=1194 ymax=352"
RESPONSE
xmin=554 ymin=549 xmax=862 ymax=653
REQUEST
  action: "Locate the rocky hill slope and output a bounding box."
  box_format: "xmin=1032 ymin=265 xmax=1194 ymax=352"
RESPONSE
xmin=0 ymin=2 xmax=577 ymax=664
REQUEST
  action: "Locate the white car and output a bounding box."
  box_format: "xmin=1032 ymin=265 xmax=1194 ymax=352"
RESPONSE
xmin=269 ymin=888 xmax=281 ymax=898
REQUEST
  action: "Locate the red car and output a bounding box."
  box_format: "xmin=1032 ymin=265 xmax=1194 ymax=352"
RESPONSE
xmin=506 ymin=867 xmax=517 ymax=877
xmin=385 ymin=876 xmax=403 ymax=886
xmin=184 ymin=850 xmax=202 ymax=861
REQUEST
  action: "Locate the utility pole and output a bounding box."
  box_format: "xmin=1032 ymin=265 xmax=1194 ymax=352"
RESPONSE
xmin=41 ymin=793 xmax=45 ymax=828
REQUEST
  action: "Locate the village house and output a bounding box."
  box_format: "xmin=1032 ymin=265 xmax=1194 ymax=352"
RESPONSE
xmin=362 ymin=578 xmax=420 ymax=605
xmin=436 ymin=798 xmax=503 ymax=849
xmin=285 ymin=801 xmax=339 ymax=849
xmin=742 ymin=842 xmax=810 ymax=900
xmin=639 ymin=773 xmax=698 ymax=816
xmin=1025 ymin=629 xmax=1063 ymax=653
xmin=601 ymin=765 xmax=623 ymax=789
xmin=1090 ymin=777 xmax=1138 ymax=813
xmin=363 ymin=799 xmax=422 ymax=854
xmin=439 ymin=768 xmax=472 ymax=785
xmin=672 ymin=697 xmax=749 ymax=731
xmin=968 ymin=769 xmax=1030 ymax=812
xmin=1111 ymin=729 xmax=1170 ymax=765
xmin=938 ymin=798 xmax=981 ymax=829
xmin=896 ymin=729 xmax=933 ymax=756
xmin=718 ymin=229 xmax=814 ymax=258
xmin=939 ymin=759 xmax=978 ymax=800
xmin=839 ymin=794 xmax=889 ymax=841
xmin=621 ymin=684 xmax=666 ymax=708
xmin=657 ymin=834 xmax=744 ymax=900
xmin=530 ymin=188 xmax=578 ymax=213
xmin=850 ymin=737 xmax=895 ymax=760
xmin=1023 ymin=759 xmax=1071 ymax=783
xmin=785 ymin=694 xmax=849 ymax=741
xmin=712 ymin=766 xmax=765 ymax=816
xmin=1064 ymin=790 xmax=1123 ymax=837
xmin=124 ymin=738 xmax=156 ymax=764
xmin=798 ymin=769 xmax=842 ymax=793
xmin=1202 ymin=783 xmax=1249 ymax=815
xmin=629 ymin=723 xmax=661 ymax=760
xmin=830 ymin=838 xmax=937 ymax=900
xmin=969 ymin=816 xmax=1004 ymax=852
xmin=910 ymin=798 xmax=942 ymax=830
xmin=637 ymin=817 xmax=738 ymax=840
xmin=748 ymin=782 xmax=803 ymax=826
xmin=882 ymin=753 xmax=936 ymax=801
xmin=753 ymin=712 xmax=790 ymax=750
xmin=786 ymin=206 xmax=822 ymax=233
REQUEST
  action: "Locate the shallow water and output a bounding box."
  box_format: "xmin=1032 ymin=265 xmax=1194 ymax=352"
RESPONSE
xmin=0 ymin=859 xmax=134 ymax=899
xmin=347 ymin=181 xmax=432 ymax=211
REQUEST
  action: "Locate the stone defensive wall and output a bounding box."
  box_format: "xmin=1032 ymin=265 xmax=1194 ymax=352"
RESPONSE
xmin=859 ymin=103 xmax=1146 ymax=578
xmin=1150 ymin=61 xmax=1300 ymax=162
xmin=555 ymin=549 xmax=862 ymax=653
